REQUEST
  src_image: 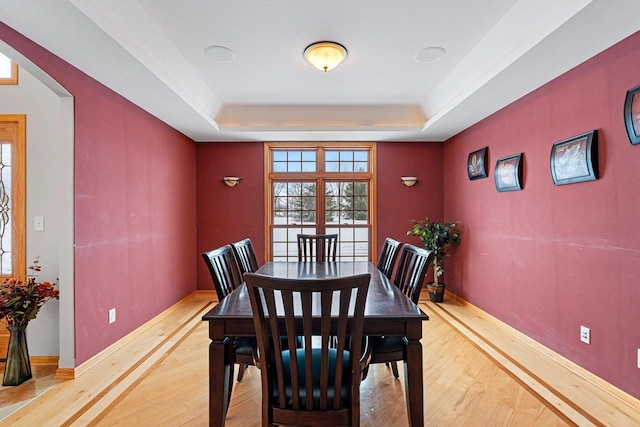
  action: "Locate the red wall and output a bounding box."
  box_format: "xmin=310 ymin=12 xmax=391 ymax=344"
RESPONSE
xmin=196 ymin=142 xmax=444 ymax=289
xmin=0 ymin=23 xmax=198 ymax=365
xmin=376 ymin=142 xmax=444 ymax=260
xmin=444 ymin=31 xmax=640 ymax=398
xmin=196 ymin=143 xmax=265 ymax=289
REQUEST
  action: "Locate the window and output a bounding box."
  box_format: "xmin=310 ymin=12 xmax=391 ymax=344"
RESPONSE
xmin=0 ymin=115 xmax=26 ymax=279
xmin=266 ymin=142 xmax=376 ymax=262
xmin=0 ymin=53 xmax=18 ymax=85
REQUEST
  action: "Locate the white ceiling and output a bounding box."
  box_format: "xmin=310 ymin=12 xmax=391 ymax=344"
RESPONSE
xmin=1 ymin=0 xmax=640 ymax=142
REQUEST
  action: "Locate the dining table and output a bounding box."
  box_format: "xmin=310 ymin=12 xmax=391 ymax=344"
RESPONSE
xmin=202 ymin=260 xmax=429 ymax=427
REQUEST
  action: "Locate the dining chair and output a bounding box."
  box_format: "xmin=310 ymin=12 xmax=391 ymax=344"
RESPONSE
xmin=376 ymin=237 xmax=403 ymax=280
xmin=366 ymin=243 xmax=434 ymax=379
xmin=202 ymin=245 xmax=256 ymax=382
xmin=244 ymin=272 xmax=371 ymax=427
xmin=297 ymin=233 xmax=338 ymax=262
xmin=231 ymin=237 xmax=260 ymax=274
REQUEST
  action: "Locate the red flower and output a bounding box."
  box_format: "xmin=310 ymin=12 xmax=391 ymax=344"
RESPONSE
xmin=0 ymin=257 xmax=60 ymax=327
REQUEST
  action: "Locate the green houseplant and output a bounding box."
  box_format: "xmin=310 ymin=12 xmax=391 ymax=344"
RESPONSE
xmin=407 ymin=217 xmax=461 ymax=302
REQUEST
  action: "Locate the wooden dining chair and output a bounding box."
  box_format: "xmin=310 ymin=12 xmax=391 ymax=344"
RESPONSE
xmin=376 ymin=237 xmax=403 ymax=280
xmin=244 ymin=272 xmax=371 ymax=427
xmin=366 ymin=243 xmax=434 ymax=379
xmin=231 ymin=237 xmax=260 ymax=274
xmin=202 ymin=245 xmax=256 ymax=382
xmin=297 ymin=233 xmax=338 ymax=262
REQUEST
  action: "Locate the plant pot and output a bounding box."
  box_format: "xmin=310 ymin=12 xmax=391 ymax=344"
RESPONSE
xmin=2 ymin=324 xmax=32 ymax=386
xmin=427 ymin=282 xmax=445 ymax=303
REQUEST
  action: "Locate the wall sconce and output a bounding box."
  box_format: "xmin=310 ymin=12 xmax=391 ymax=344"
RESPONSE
xmin=400 ymin=176 xmax=418 ymax=187
xmin=223 ymin=176 xmax=242 ymax=187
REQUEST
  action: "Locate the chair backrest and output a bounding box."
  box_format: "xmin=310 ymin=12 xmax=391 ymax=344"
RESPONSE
xmin=297 ymin=234 xmax=338 ymax=262
xmin=376 ymin=237 xmax=403 ymax=279
xmin=201 ymin=245 xmax=243 ymax=301
xmin=244 ymin=272 xmax=370 ymax=427
xmin=393 ymin=243 xmax=434 ymax=304
xmin=231 ymin=237 xmax=260 ymax=274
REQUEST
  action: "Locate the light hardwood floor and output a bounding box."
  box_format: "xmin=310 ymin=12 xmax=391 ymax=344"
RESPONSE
xmin=0 ymin=291 xmax=634 ymax=426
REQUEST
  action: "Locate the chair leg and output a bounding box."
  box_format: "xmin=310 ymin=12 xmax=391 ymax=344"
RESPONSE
xmin=390 ymin=361 xmax=399 ymax=378
xmin=237 ymin=363 xmax=247 ymax=382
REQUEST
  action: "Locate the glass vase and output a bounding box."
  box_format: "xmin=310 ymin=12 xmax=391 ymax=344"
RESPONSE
xmin=2 ymin=324 xmax=32 ymax=386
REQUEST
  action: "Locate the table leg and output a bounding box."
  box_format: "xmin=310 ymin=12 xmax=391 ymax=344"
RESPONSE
xmin=404 ymin=337 xmax=424 ymax=427
xmin=209 ymin=336 xmax=234 ymax=427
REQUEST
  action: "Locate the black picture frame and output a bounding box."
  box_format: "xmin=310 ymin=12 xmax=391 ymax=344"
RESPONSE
xmin=467 ymin=147 xmax=488 ymax=180
xmin=624 ymin=85 xmax=640 ymax=145
xmin=494 ymin=153 xmax=523 ymax=192
xmin=550 ymin=130 xmax=598 ymax=186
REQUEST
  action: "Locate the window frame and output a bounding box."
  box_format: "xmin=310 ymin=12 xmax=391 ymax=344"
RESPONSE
xmin=0 ymin=115 xmax=26 ymax=280
xmin=264 ymin=142 xmax=377 ymax=262
xmin=0 ymin=56 xmax=18 ymax=86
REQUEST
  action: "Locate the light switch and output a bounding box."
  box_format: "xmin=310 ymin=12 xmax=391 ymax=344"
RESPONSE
xmin=34 ymin=216 xmax=44 ymax=232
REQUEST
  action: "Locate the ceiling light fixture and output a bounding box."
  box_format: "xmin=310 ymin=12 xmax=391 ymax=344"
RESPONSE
xmin=304 ymin=41 xmax=348 ymax=72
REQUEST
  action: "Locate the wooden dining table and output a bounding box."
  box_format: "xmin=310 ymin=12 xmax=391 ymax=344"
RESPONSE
xmin=202 ymin=261 xmax=429 ymax=427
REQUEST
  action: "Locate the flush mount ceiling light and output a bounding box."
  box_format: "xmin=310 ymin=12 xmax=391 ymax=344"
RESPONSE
xmin=304 ymin=41 xmax=348 ymax=72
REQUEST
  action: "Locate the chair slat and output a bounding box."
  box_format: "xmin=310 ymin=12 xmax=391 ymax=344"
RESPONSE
xmin=231 ymin=238 xmax=260 ymax=274
xmin=377 ymin=237 xmax=403 ymax=280
xmin=245 ymin=272 xmax=370 ymax=426
xmin=297 ymin=234 xmax=338 ymax=262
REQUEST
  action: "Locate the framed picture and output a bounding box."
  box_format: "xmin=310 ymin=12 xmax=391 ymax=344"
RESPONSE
xmin=550 ymin=130 xmax=598 ymax=185
xmin=494 ymin=153 xmax=523 ymax=192
xmin=467 ymin=147 xmax=488 ymax=180
xmin=624 ymin=85 xmax=640 ymax=145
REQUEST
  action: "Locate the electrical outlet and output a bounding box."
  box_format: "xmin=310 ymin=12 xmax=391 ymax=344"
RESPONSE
xmin=580 ymin=325 xmax=590 ymax=344
xmin=109 ymin=308 xmax=116 ymax=324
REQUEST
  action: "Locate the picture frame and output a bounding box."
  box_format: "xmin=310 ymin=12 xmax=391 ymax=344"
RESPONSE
xmin=550 ymin=130 xmax=598 ymax=186
xmin=494 ymin=153 xmax=523 ymax=192
xmin=467 ymin=147 xmax=488 ymax=180
xmin=624 ymin=85 xmax=640 ymax=145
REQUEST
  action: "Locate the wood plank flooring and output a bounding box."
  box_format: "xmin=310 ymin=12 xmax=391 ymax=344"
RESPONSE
xmin=0 ymin=291 xmax=571 ymax=426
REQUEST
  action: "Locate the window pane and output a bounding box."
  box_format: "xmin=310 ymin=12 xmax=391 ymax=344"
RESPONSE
xmin=325 ymin=150 xmax=368 ymax=173
xmin=354 ymin=151 xmax=367 ymax=161
xmin=325 ymin=161 xmax=339 ymax=172
xmin=272 ymin=150 xmax=317 ymax=172
xmin=0 ymin=53 xmax=12 ymax=78
xmin=339 ymin=151 xmax=353 ymax=162
xmin=288 ymin=162 xmax=302 ymax=172
xmin=0 ymin=143 xmax=12 ymax=274
xmin=354 ymin=162 xmax=367 ymax=172
xmin=288 ymin=151 xmax=302 ymax=161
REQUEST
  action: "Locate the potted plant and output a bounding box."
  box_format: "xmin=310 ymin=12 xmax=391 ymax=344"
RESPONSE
xmin=407 ymin=217 xmax=461 ymax=302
